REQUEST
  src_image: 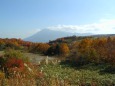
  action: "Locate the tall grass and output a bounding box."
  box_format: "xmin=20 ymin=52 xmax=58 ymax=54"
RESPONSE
xmin=0 ymin=52 xmax=115 ymax=86
xmin=0 ymin=63 xmax=115 ymax=86
xmin=39 ymin=61 xmax=115 ymax=86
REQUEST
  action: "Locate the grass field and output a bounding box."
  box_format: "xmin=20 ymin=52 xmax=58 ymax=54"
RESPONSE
xmin=39 ymin=63 xmax=115 ymax=86
xmin=0 ymin=51 xmax=115 ymax=86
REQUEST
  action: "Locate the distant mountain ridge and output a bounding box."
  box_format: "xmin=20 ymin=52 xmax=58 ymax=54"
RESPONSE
xmin=24 ymin=29 xmax=92 ymax=42
xmin=49 ymin=34 xmax=115 ymax=44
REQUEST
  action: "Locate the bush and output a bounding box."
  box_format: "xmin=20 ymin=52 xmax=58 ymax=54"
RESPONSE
xmin=5 ymin=58 xmax=24 ymax=72
xmin=0 ymin=56 xmax=6 ymax=69
xmin=4 ymin=49 xmax=29 ymax=62
xmin=0 ymin=71 xmax=5 ymax=79
xmin=0 ymin=49 xmax=30 ymax=77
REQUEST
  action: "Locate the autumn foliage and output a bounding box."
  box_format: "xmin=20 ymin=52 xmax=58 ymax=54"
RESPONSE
xmin=29 ymin=43 xmax=50 ymax=54
xmin=69 ymin=37 xmax=115 ymax=66
xmin=0 ymin=38 xmax=33 ymax=50
xmin=5 ymin=58 xmax=24 ymax=72
xmin=0 ymin=49 xmax=29 ymax=76
xmin=0 ymin=37 xmax=115 ymax=67
xmin=59 ymin=43 xmax=70 ymax=56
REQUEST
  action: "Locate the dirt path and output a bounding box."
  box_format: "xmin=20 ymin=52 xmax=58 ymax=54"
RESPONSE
xmin=0 ymin=51 xmax=56 ymax=64
xmin=24 ymin=53 xmax=56 ymax=64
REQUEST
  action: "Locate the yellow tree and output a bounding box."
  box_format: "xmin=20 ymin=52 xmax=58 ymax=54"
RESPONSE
xmin=38 ymin=43 xmax=50 ymax=54
xmin=77 ymin=38 xmax=97 ymax=63
xmin=93 ymin=38 xmax=107 ymax=63
xmin=106 ymin=37 xmax=115 ymax=66
xmin=59 ymin=43 xmax=70 ymax=56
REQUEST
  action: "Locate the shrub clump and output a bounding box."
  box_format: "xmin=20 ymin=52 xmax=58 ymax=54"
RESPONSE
xmin=5 ymin=58 xmax=24 ymax=72
xmin=0 ymin=71 xmax=5 ymax=79
xmin=0 ymin=49 xmax=30 ymax=77
xmin=4 ymin=49 xmax=29 ymax=62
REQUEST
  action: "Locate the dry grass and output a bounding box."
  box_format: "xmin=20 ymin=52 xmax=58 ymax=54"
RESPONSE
xmin=0 ymin=51 xmax=115 ymax=86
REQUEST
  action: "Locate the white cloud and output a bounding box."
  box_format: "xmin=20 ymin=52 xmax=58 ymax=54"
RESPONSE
xmin=47 ymin=19 xmax=115 ymax=34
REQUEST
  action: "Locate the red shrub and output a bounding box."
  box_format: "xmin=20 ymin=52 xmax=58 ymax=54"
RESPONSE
xmin=6 ymin=58 xmax=24 ymax=72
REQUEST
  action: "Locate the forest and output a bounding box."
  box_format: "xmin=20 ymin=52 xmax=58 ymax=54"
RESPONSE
xmin=0 ymin=36 xmax=115 ymax=86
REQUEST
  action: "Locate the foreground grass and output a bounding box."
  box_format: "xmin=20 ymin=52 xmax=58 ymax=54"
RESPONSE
xmin=0 ymin=61 xmax=115 ymax=86
xmin=0 ymin=50 xmax=115 ymax=86
xmin=39 ymin=63 xmax=115 ymax=86
xmin=1 ymin=63 xmax=115 ymax=86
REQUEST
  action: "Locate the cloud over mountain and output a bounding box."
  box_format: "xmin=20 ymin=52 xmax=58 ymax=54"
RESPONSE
xmin=47 ymin=19 xmax=115 ymax=34
xmin=25 ymin=19 xmax=115 ymax=42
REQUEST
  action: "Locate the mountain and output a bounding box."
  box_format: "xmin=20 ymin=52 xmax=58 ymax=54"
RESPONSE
xmin=24 ymin=29 xmax=92 ymax=42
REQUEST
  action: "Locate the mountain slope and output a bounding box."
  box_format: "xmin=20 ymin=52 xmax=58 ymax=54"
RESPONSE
xmin=24 ymin=29 xmax=92 ymax=42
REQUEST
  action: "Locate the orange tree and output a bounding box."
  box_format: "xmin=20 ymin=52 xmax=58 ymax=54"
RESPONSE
xmin=35 ymin=43 xmax=50 ymax=54
xmin=92 ymin=38 xmax=108 ymax=63
xmin=59 ymin=43 xmax=70 ymax=56
xmin=77 ymin=38 xmax=96 ymax=64
xmin=106 ymin=37 xmax=115 ymax=66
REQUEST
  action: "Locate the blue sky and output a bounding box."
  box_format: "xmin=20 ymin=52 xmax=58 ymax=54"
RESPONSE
xmin=0 ymin=0 xmax=115 ymax=38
